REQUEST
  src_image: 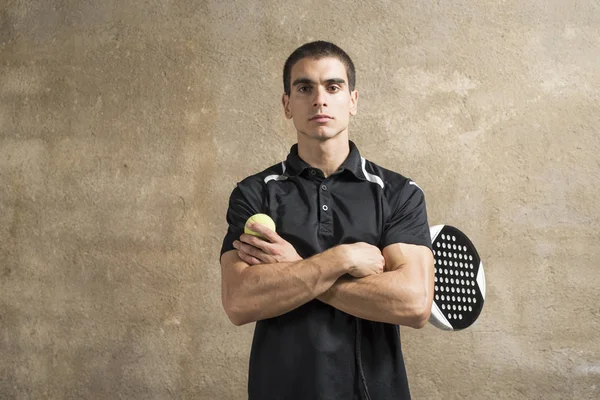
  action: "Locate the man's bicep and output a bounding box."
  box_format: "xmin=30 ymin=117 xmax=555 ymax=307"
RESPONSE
xmin=221 ymin=250 xmax=250 ymax=281
xmin=220 ymin=250 xmax=250 ymax=303
xmin=383 ymin=242 xmax=435 ymax=324
xmin=382 ymin=242 xmax=433 ymax=273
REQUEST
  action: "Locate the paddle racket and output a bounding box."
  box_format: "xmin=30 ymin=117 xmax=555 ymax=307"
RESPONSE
xmin=428 ymin=225 xmax=485 ymax=330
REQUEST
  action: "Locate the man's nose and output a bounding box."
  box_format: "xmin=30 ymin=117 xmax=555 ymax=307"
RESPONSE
xmin=313 ymin=87 xmax=327 ymax=108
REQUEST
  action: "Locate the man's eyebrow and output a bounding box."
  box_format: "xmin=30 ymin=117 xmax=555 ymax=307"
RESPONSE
xmin=292 ymin=78 xmax=316 ymax=86
xmin=324 ymin=78 xmax=346 ymax=85
xmin=292 ymin=78 xmax=347 ymax=86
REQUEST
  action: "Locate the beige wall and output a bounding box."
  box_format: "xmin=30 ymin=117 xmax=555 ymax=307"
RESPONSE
xmin=1 ymin=1 xmax=599 ymax=399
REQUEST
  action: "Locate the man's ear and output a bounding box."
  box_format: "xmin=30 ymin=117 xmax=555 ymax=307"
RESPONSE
xmin=282 ymin=93 xmax=292 ymax=119
xmin=349 ymin=90 xmax=359 ymax=116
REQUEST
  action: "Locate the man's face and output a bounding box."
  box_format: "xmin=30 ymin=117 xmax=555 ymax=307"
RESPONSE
xmin=282 ymin=57 xmax=358 ymax=142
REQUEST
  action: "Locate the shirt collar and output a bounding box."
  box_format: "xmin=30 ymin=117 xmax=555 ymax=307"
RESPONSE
xmin=285 ymin=140 xmax=365 ymax=180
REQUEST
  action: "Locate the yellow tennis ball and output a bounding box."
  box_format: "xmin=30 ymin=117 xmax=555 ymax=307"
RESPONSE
xmin=244 ymin=214 xmax=276 ymax=239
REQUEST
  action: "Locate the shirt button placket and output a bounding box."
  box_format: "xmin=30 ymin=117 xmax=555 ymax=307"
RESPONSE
xmin=319 ymin=181 xmax=332 ymax=233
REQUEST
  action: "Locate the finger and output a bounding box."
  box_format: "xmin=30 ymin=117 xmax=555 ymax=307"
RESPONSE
xmin=238 ymin=250 xmax=262 ymax=265
xmin=239 ymin=234 xmax=273 ymax=253
xmin=234 ymin=240 xmax=267 ymax=260
xmin=235 ymin=240 xmax=274 ymax=263
xmin=247 ymin=222 xmax=281 ymax=243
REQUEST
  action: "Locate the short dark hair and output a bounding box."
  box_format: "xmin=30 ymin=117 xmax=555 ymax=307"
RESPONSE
xmin=283 ymin=41 xmax=356 ymax=96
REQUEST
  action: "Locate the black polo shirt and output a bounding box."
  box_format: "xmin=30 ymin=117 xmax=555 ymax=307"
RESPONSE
xmin=220 ymin=141 xmax=432 ymax=400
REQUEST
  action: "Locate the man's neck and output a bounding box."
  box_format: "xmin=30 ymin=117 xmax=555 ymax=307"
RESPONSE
xmin=297 ymin=133 xmax=350 ymax=178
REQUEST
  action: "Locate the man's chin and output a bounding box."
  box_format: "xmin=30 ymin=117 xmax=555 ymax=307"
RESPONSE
xmin=298 ymin=128 xmax=346 ymax=141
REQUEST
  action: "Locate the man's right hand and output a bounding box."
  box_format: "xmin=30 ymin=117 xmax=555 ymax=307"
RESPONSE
xmin=343 ymin=242 xmax=385 ymax=278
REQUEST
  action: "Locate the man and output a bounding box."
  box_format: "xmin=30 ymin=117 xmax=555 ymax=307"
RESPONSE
xmin=220 ymin=41 xmax=434 ymax=400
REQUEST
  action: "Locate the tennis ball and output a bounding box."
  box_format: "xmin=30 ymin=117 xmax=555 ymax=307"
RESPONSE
xmin=244 ymin=214 xmax=276 ymax=239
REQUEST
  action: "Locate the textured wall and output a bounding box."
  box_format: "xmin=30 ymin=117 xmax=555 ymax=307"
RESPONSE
xmin=1 ymin=1 xmax=599 ymax=399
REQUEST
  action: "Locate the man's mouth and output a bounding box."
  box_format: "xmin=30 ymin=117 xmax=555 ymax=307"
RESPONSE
xmin=310 ymin=114 xmax=333 ymax=121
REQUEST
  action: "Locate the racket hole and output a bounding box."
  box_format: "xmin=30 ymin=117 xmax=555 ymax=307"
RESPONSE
xmin=453 ymin=253 xmax=457 ymax=258
xmin=459 ymin=254 xmax=463 ymax=259
xmin=459 ymin=314 xmax=463 ymax=320
xmin=452 ymin=236 xmax=456 ymax=241
xmin=441 ymin=234 xmax=445 ymax=240
xmin=453 ymin=245 xmax=457 ymax=250
xmin=468 ymin=298 xmax=472 ymax=303
xmin=443 ymin=251 xmax=447 ymax=257
xmin=469 ymin=255 xmax=473 ymax=261
xmin=468 ymin=306 xmax=472 ymax=312
xmin=474 ymin=298 xmax=477 ymax=304
xmin=453 ymin=313 xmax=457 ymax=319
xmin=436 ymin=243 xmax=440 ymax=248
xmin=462 ymin=297 xmax=466 ymax=302
xmin=442 ymin=243 xmax=446 ymax=248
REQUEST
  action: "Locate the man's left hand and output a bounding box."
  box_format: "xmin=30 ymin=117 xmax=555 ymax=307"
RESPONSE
xmin=233 ymin=222 xmax=303 ymax=265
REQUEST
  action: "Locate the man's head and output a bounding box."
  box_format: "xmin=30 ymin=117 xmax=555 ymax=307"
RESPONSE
xmin=282 ymin=41 xmax=358 ymax=142
xmin=283 ymin=41 xmax=356 ymax=96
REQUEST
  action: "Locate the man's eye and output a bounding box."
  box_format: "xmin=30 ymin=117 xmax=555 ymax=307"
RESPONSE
xmin=299 ymin=86 xmax=311 ymax=93
xmin=328 ymin=86 xmax=340 ymax=92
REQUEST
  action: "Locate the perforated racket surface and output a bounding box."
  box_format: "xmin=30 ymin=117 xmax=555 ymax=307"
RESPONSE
xmin=429 ymin=225 xmax=485 ymax=330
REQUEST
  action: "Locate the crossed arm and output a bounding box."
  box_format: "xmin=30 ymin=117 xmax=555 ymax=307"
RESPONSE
xmin=220 ymin=222 xmax=434 ymax=328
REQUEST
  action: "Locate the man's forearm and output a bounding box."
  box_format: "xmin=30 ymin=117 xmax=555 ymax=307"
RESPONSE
xmin=318 ymin=270 xmax=430 ymax=328
xmin=225 ymin=247 xmax=350 ymax=325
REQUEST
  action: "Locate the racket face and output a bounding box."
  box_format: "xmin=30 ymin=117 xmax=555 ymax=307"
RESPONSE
xmin=429 ymin=225 xmax=485 ymax=331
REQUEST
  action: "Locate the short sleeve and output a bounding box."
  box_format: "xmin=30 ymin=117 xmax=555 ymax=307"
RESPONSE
xmin=220 ymin=181 xmax=265 ymax=257
xmin=380 ymin=180 xmax=432 ymax=251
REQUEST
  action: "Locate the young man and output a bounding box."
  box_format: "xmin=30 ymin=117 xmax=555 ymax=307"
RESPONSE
xmin=220 ymin=41 xmax=434 ymax=400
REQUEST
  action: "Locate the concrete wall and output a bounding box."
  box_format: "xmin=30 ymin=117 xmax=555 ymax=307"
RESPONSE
xmin=1 ymin=1 xmax=598 ymax=398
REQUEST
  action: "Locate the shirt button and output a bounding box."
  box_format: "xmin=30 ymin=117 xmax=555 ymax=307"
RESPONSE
xmin=309 ymin=169 xmax=316 ymax=176
xmin=321 ymin=184 xmax=327 ymax=191
xmin=322 ymin=205 xmax=328 ymax=211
